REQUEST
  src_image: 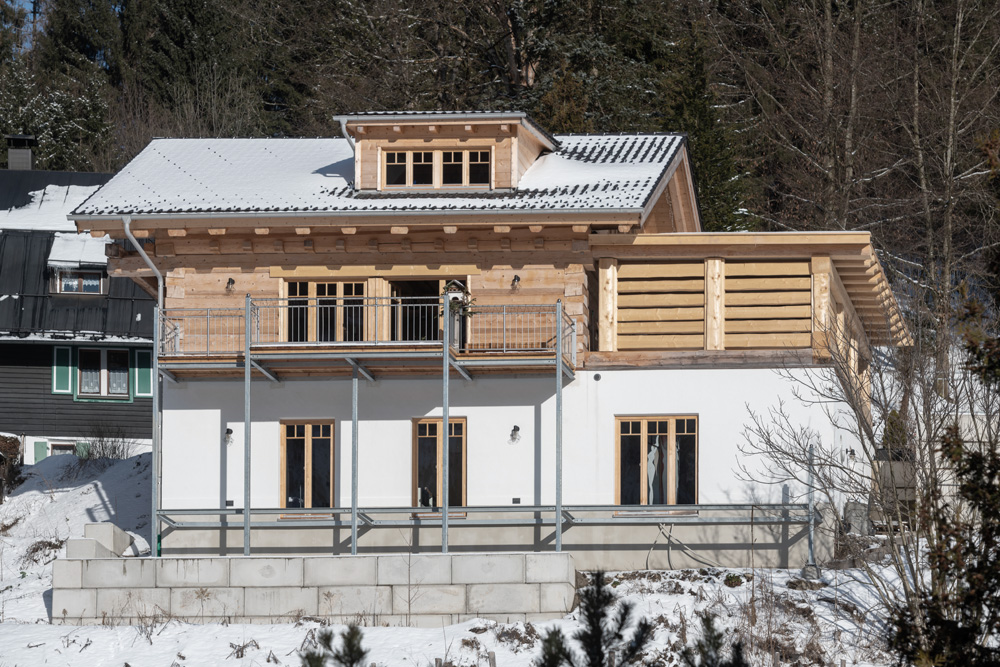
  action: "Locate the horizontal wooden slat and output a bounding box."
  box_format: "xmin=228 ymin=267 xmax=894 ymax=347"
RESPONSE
xmin=618 ymin=334 xmax=704 ymax=350
xmin=724 ymin=319 xmax=811 ymax=333
xmin=619 ymin=293 xmax=703 ymax=307
xmin=618 ymin=307 xmax=705 ymax=322
xmin=618 ymin=321 xmax=704 ymax=335
xmin=726 ymin=291 xmax=811 ymax=306
xmin=725 ymin=305 xmax=811 ymax=319
xmin=617 ymin=279 xmax=705 ymax=293
xmin=726 ymin=277 xmax=811 ymax=291
xmin=725 ymin=333 xmax=812 ymax=348
xmin=724 ymin=261 xmax=810 ymax=277
xmin=618 ymin=263 xmax=704 ymax=279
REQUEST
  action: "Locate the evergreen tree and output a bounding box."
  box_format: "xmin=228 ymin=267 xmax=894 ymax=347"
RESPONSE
xmin=36 ymin=0 xmax=122 ymax=83
xmin=0 ymin=0 xmax=26 ymax=69
xmin=680 ymin=613 xmax=749 ymax=667
xmin=301 ymin=624 xmax=368 ymax=667
xmin=537 ymin=571 xmax=653 ymax=667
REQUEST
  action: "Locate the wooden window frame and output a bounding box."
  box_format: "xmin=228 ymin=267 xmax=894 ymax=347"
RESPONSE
xmin=411 ymin=417 xmax=467 ymax=511
xmin=55 ymin=269 xmax=105 ymax=295
xmin=279 ymin=419 xmax=336 ymax=511
xmin=614 ymin=415 xmax=698 ymax=507
xmin=284 ymin=281 xmax=366 ymax=343
xmin=380 ymin=149 xmax=493 ymax=190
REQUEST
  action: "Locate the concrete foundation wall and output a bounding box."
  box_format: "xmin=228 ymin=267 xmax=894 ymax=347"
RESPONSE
xmin=51 ymin=552 xmax=576 ymax=627
xmin=159 ymin=509 xmax=834 ymax=571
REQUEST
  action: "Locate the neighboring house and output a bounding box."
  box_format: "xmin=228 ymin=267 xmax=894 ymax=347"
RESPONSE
xmin=0 ymin=141 xmax=155 ymax=464
xmin=69 ymin=112 xmax=909 ymax=569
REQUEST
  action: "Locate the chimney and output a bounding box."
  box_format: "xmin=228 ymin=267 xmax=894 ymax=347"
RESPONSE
xmin=5 ymin=135 xmax=37 ymax=170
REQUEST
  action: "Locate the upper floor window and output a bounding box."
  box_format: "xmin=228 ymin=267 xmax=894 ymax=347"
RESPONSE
xmin=78 ymin=348 xmax=130 ymax=397
xmin=57 ymin=270 xmax=105 ymax=294
xmin=383 ymin=149 xmax=491 ymax=190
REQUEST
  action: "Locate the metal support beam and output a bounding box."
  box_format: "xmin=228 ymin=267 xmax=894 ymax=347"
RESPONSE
xmin=441 ymin=308 xmax=450 ymax=553
xmin=152 ymin=309 xmax=161 ymax=555
xmin=250 ymin=360 xmax=280 ymax=383
xmin=351 ymin=367 xmax=359 ymax=555
xmin=555 ymin=299 xmax=564 ymax=552
xmin=449 ymin=356 xmax=473 ymax=382
xmin=243 ymin=294 xmax=252 ymax=556
xmin=159 ymin=368 xmax=178 ymax=384
xmin=346 ymin=358 xmax=376 ymax=383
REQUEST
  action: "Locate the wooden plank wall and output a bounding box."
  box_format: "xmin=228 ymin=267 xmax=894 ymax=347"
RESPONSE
xmin=616 ymin=262 xmax=706 ymax=350
xmin=724 ymin=261 xmax=812 ymax=349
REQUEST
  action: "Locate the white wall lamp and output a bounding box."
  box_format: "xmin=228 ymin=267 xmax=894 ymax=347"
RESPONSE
xmin=509 ymin=425 xmax=520 ymax=443
xmin=225 ymin=428 xmax=234 ymax=447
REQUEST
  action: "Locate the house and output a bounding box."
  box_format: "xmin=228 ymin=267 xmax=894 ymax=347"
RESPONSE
xmin=68 ymin=111 xmax=909 ymax=571
xmin=0 ymin=138 xmax=155 ymax=464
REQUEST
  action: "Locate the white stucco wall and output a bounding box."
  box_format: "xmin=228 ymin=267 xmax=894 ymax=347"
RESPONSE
xmin=159 ymin=367 xmax=851 ymax=511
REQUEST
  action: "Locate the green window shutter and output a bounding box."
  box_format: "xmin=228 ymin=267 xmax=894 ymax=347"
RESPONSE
xmin=34 ymin=441 xmax=48 ymax=462
xmin=134 ymin=349 xmax=153 ymax=397
xmin=52 ymin=347 xmax=72 ymax=394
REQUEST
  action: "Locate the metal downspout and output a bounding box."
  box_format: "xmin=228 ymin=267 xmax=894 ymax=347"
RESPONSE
xmin=123 ymin=217 xmax=163 ymax=557
xmin=336 ymin=117 xmax=355 ymax=150
xmin=243 ymin=293 xmax=252 ymax=556
xmin=441 ymin=304 xmax=450 ymax=553
xmin=351 ymin=366 xmax=359 ymax=555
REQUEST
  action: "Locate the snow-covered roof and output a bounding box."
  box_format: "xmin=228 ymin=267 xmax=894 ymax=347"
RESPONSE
xmin=48 ymin=232 xmax=109 ymax=268
xmin=70 ymin=134 xmax=687 ymax=218
xmin=1 ymin=185 xmax=101 ymax=231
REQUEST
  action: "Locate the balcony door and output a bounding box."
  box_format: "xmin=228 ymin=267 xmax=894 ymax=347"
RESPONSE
xmin=389 ymin=280 xmax=442 ymax=343
xmin=286 ymin=281 xmax=365 ymax=343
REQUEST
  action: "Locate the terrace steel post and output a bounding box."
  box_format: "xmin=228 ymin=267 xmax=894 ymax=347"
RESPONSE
xmin=555 ymin=300 xmax=564 ymax=552
xmin=151 ymin=308 xmax=160 ymax=556
xmin=802 ymin=441 xmax=819 ymax=579
xmin=351 ymin=366 xmax=359 ymax=555
xmin=243 ymin=294 xmax=252 ymax=556
xmin=441 ymin=300 xmax=450 ymax=553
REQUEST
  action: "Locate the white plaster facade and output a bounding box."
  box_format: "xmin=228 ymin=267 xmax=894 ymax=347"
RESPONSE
xmin=160 ymin=366 xmax=845 ymax=512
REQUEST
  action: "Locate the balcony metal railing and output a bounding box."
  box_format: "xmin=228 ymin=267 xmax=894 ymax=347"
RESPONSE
xmin=158 ymin=297 xmax=576 ymax=362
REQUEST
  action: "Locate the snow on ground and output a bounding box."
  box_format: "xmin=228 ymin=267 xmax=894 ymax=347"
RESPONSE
xmin=0 ymin=455 xmax=896 ymax=666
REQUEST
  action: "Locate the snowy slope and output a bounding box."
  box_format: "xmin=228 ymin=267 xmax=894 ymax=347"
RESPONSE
xmin=0 ymin=455 xmax=895 ymax=666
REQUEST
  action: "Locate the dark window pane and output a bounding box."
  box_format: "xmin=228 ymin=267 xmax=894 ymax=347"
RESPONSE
xmin=469 ymin=162 xmax=490 ymax=185
xmin=311 ymin=437 xmax=332 ymax=508
xmin=443 ymin=163 xmax=462 ymax=185
xmin=107 ymin=350 xmax=129 ymax=395
xmin=288 ymin=282 xmax=308 ymax=342
xmin=412 ymin=163 xmax=433 ymax=185
xmin=677 ymin=434 xmax=697 ymax=504
xmin=386 ymin=164 xmax=406 ymax=186
xmin=686 ymin=419 xmax=696 ymax=434
xmin=647 ymin=434 xmax=669 ymax=505
xmin=81 ymin=273 xmax=101 ymax=293
xmin=417 ymin=436 xmax=437 ymax=508
xmin=620 ymin=434 xmax=641 ymax=505
xmin=448 ymin=434 xmax=463 ymax=507
xmin=79 ymin=349 xmax=101 ymax=394
xmin=285 ymin=438 xmax=305 ymax=508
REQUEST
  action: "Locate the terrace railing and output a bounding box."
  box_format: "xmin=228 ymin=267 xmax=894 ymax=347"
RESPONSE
xmin=158 ymin=297 xmax=576 ymax=362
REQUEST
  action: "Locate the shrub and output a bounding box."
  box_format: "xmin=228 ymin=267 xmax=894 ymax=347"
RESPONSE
xmin=301 ymin=625 xmax=368 ymax=667
xmin=78 ymin=423 xmax=137 ymax=462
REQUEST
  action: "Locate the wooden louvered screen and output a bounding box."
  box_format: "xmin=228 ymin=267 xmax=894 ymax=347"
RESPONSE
xmin=616 ymin=262 xmax=706 ymax=350
xmin=724 ymin=261 xmax=812 ymax=349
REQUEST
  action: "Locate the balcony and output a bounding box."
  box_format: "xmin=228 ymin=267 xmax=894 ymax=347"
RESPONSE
xmin=157 ymin=297 xmax=576 ymax=379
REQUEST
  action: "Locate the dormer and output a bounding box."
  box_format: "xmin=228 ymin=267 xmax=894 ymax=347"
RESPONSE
xmin=337 ymin=111 xmax=559 ymax=192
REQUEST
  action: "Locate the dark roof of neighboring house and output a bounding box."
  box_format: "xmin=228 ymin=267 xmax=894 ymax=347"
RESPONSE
xmin=0 ymin=170 xmax=111 ymax=210
xmin=0 ymin=230 xmax=153 ymax=340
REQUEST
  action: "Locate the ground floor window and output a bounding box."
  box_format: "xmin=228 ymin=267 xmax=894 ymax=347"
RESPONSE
xmin=77 ymin=348 xmax=130 ymax=397
xmin=616 ymin=416 xmax=697 ymax=506
xmin=412 ymin=418 xmax=466 ymax=509
xmin=281 ymin=420 xmax=334 ymax=509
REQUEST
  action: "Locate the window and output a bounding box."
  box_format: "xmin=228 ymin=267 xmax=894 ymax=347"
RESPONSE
xmin=287 ymin=281 xmax=366 ymax=343
xmin=616 ymin=416 xmax=697 ymax=506
xmin=281 ymin=421 xmax=335 ymax=509
xmin=412 ymin=418 xmax=466 ymax=509
xmin=77 ymin=348 xmax=130 ymax=397
xmin=56 ymin=270 xmax=104 ymax=294
xmin=382 ymin=150 xmax=491 ymax=190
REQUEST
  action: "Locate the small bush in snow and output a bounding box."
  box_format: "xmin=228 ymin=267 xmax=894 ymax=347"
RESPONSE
xmin=77 ymin=423 xmax=137 ymax=464
xmin=301 ymin=624 xmax=368 ymax=667
xmin=537 ymin=570 xmax=653 ymax=667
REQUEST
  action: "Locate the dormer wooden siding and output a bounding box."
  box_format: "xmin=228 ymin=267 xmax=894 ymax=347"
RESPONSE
xmin=341 ymin=113 xmax=555 ymax=191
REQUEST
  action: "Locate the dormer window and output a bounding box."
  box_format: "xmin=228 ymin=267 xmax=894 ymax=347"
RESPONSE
xmin=55 ymin=269 xmax=105 ymax=294
xmin=382 ymin=149 xmax=492 ymax=190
